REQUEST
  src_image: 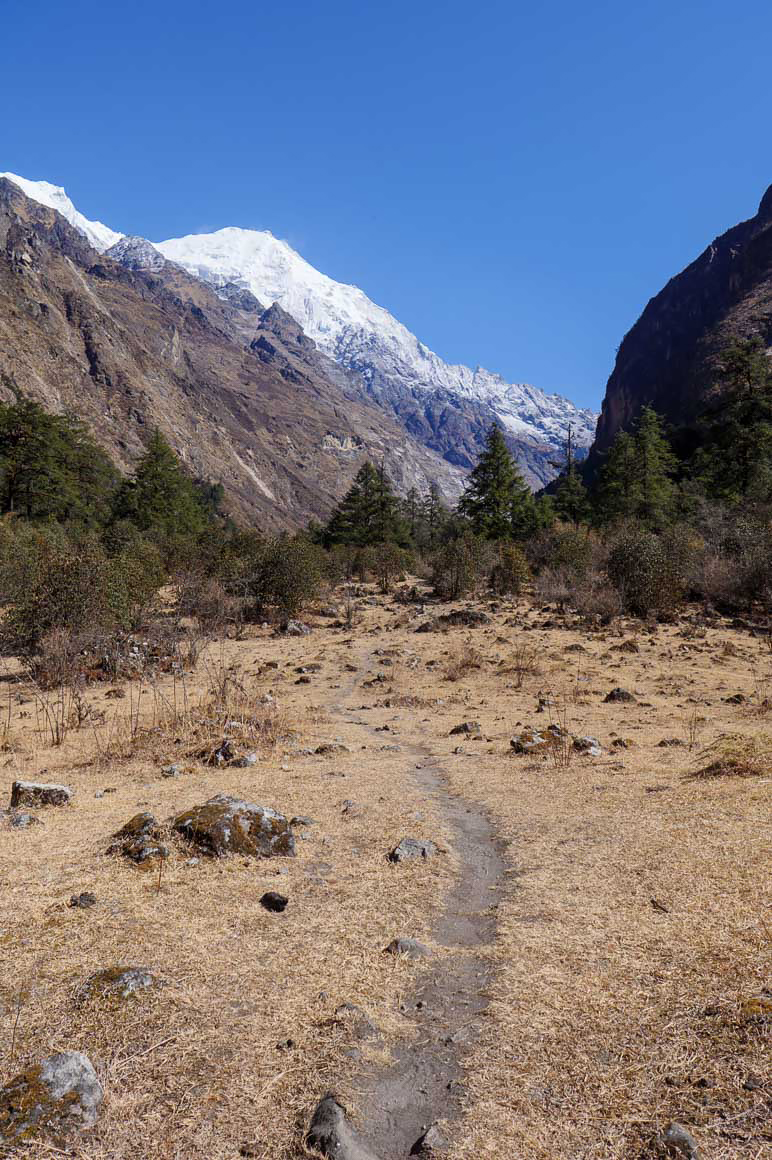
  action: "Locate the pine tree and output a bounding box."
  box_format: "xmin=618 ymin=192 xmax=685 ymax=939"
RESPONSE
xmin=323 ymin=461 xmax=408 ymax=547
xmin=111 ymin=430 xmax=207 ymax=539
xmin=633 ymin=406 xmax=677 ymax=527
xmin=552 ymin=423 xmax=590 ymax=527
xmin=459 ymin=424 xmax=532 ymax=540
xmin=595 ymin=430 xmax=638 ymax=523
xmin=420 ymin=483 xmax=449 ymax=551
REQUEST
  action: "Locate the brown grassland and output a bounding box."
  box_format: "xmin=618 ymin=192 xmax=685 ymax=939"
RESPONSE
xmin=0 ymin=585 xmax=769 ymax=1158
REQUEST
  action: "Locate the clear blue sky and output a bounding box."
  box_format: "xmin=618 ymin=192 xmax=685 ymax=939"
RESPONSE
xmin=3 ymin=0 xmax=771 ymax=409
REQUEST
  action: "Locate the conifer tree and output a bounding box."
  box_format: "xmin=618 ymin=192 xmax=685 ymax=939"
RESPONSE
xmin=323 ymin=461 xmax=409 ymax=547
xmin=111 ymin=430 xmax=207 ymax=539
xmin=633 ymin=406 xmax=678 ymax=527
xmin=595 ymin=430 xmax=638 ymax=523
xmin=459 ymin=424 xmax=532 ymax=540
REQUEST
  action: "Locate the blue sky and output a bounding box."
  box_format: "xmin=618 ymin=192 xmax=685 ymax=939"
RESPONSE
xmin=3 ymin=0 xmax=771 ymax=409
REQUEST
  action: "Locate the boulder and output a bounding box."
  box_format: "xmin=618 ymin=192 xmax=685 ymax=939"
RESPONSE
xmin=171 ymin=794 xmax=295 ymax=858
xmin=572 ymin=736 xmax=602 ymax=757
xmin=307 ymin=1094 xmax=379 ymax=1160
xmin=80 ymin=966 xmax=158 ymax=1002
xmin=383 ymin=937 xmax=431 ymax=959
xmin=107 ymin=812 xmax=168 ymax=865
xmin=260 ymin=891 xmax=288 ymax=912
xmin=389 ymin=838 xmax=437 ymax=863
xmin=0 ymin=1051 xmax=102 ymax=1144
xmin=411 ymin=1124 xmax=450 ymax=1155
xmin=10 ymin=781 xmax=72 ymax=808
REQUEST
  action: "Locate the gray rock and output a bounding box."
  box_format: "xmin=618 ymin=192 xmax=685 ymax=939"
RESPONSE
xmin=0 ymin=1050 xmax=102 ymax=1143
xmin=411 ymin=1124 xmax=450 ymax=1155
xmin=572 ymin=736 xmax=602 ymax=757
xmin=334 ymin=1002 xmax=379 ymax=1040
xmin=10 ymin=780 xmax=72 ymax=808
xmin=449 ymin=721 xmax=481 ymax=736
xmin=654 ymin=1122 xmax=701 ymax=1159
xmin=68 ymin=892 xmax=97 ymax=909
xmin=171 ymin=794 xmax=295 ymax=858
xmin=316 ymin=743 xmax=350 ymax=755
xmin=80 ymin=966 xmax=158 ymax=1002
xmin=282 ymin=620 xmax=311 ymax=636
xmin=389 ymin=837 xmax=437 ymax=863
xmin=604 ymin=687 xmax=636 ymax=703
xmin=307 ymin=1094 xmax=379 ymax=1160
xmin=4 ymin=810 xmax=42 ymax=828
xmin=383 ymin=937 xmax=431 ymax=959
xmin=230 ymin=752 xmax=258 ymax=768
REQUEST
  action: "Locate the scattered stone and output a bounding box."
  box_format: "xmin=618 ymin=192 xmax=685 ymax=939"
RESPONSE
xmin=161 ymin=763 xmax=183 ymax=778
xmin=449 ymin=721 xmax=481 ymax=736
xmin=658 ymin=738 xmax=684 ymax=748
xmin=604 ymin=688 xmax=636 ymax=703
xmin=341 ymin=800 xmax=363 ymax=818
xmin=510 ymin=724 xmax=566 ymax=755
xmin=536 ymin=696 xmax=557 ymax=713
xmin=725 ymin=693 xmax=747 ymax=704
xmin=389 ymin=837 xmax=437 ymax=863
xmin=573 ymin=736 xmax=602 ymax=757
xmin=334 ymin=1002 xmax=378 ymax=1040
xmin=411 ymin=1124 xmax=450 ymax=1155
xmin=80 ymin=966 xmax=158 ymax=1002
xmin=281 ymin=620 xmax=311 ymax=636
xmin=315 ymin=743 xmax=350 ymax=755
xmin=307 ymin=1094 xmax=379 ymax=1160
xmin=10 ymin=781 xmax=72 ymax=809
xmin=172 ymin=794 xmax=295 ymax=858
xmin=107 ymin=813 xmax=168 ymax=865
xmin=653 ymin=1121 xmax=701 ymax=1159
xmin=437 ymin=609 xmax=490 ymax=628
xmin=383 ymin=937 xmax=431 ymax=960
xmin=0 ymin=1051 xmax=103 ymax=1143
xmin=68 ymin=892 xmax=96 ymax=909
xmin=260 ymin=891 xmax=288 ymax=913
xmin=3 ymin=810 xmax=42 ymax=828
xmin=290 ymin=815 xmax=315 ymax=828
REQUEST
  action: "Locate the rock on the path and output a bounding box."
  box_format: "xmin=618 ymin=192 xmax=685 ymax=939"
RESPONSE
xmin=0 ymin=1051 xmax=102 ymax=1144
xmin=411 ymin=1124 xmax=450 ymax=1155
xmin=653 ymin=1122 xmax=701 ymax=1159
xmin=604 ymin=687 xmax=636 ymax=703
xmin=449 ymin=721 xmax=481 ymax=736
xmin=281 ymin=619 xmax=311 ymax=636
xmin=307 ymin=1094 xmax=379 ymax=1160
xmin=10 ymin=781 xmax=72 ymax=808
xmin=384 ymin=937 xmax=431 ymax=959
xmin=108 ymin=812 xmax=168 ymax=865
xmin=80 ymin=966 xmax=158 ymax=1002
xmin=172 ymin=794 xmax=295 ymax=858
xmin=389 ymin=837 xmax=437 ymax=863
xmin=260 ymin=891 xmax=288 ymax=912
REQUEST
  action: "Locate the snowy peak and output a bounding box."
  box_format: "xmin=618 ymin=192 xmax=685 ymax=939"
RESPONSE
xmin=0 ymin=173 xmax=122 ymax=252
xmin=106 ymin=236 xmax=166 ymax=271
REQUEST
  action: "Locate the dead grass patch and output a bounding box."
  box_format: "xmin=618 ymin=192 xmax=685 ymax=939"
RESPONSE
xmin=690 ymin=732 xmax=772 ymax=779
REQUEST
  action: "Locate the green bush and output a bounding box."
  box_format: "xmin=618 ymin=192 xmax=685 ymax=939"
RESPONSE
xmin=246 ymin=536 xmax=326 ymax=621
xmin=490 ymin=542 xmax=530 ymax=596
xmin=431 ymin=532 xmax=493 ymax=600
xmin=526 ymin=526 xmax=594 ymax=578
xmin=607 ymin=527 xmax=686 ymax=617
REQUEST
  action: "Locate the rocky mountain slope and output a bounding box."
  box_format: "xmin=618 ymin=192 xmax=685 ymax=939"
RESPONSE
xmin=589 ymin=183 xmax=772 ymax=466
xmin=2 ymin=173 xmax=597 ymax=487
xmin=0 ymin=177 xmax=464 ymax=528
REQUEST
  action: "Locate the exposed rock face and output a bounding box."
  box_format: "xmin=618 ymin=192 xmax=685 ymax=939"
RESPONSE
xmin=0 ymin=1051 xmax=103 ymax=1144
xmin=0 ymin=178 xmax=464 ymax=530
xmin=588 ymin=184 xmax=772 ymax=470
xmin=171 ymin=794 xmax=295 ymax=857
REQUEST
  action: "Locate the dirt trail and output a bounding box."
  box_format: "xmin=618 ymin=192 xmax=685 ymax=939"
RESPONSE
xmin=326 ymin=646 xmax=507 ymax=1159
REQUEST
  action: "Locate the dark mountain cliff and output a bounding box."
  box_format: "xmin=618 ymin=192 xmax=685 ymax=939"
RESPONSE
xmin=0 ymin=179 xmax=463 ymax=528
xmin=588 ymin=184 xmax=772 ymax=467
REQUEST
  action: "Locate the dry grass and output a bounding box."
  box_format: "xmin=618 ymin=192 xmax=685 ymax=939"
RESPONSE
xmin=1 ymin=590 xmax=770 ymax=1158
xmin=691 ymin=732 xmax=772 ymax=779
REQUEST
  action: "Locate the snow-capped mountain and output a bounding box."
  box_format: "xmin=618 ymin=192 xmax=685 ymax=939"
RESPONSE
xmin=1 ymin=173 xmax=597 ymax=482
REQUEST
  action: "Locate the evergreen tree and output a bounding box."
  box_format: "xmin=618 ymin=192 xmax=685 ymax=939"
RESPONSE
xmin=554 ymin=466 xmax=590 ymax=526
xmin=692 ymin=338 xmax=772 ymax=502
xmin=420 ymin=483 xmax=449 ymax=551
xmin=323 ymin=461 xmax=409 ymax=547
xmin=595 ymin=430 xmax=638 ymax=524
xmin=111 ymin=430 xmax=208 ymax=539
xmin=459 ymin=424 xmax=533 ymax=540
xmin=633 ymin=406 xmax=678 ymax=527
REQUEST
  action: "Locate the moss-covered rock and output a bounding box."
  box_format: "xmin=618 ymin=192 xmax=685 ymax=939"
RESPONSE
xmin=79 ymin=966 xmax=158 ymax=1003
xmin=0 ymin=1051 xmax=102 ymax=1144
xmin=107 ymin=812 xmax=168 ymax=865
xmin=171 ymin=794 xmax=295 ymax=858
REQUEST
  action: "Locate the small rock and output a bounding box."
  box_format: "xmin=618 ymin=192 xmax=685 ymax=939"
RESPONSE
xmin=10 ymin=780 xmax=72 ymax=809
xmin=389 ymin=837 xmax=437 ymax=863
xmin=725 ymin=693 xmax=747 ymax=704
xmin=290 ymin=815 xmax=315 ymax=828
xmin=0 ymin=1051 xmax=102 ymax=1143
xmin=604 ymin=688 xmax=636 ymax=703
xmin=68 ymin=892 xmax=97 ymax=909
xmin=80 ymin=966 xmax=158 ymax=1002
xmin=230 ymin=753 xmax=258 ymax=768
xmin=4 ymin=810 xmax=42 ymax=828
xmin=449 ymin=721 xmax=481 ymax=736
xmin=107 ymin=813 xmax=168 ymax=866
xmin=281 ymin=620 xmax=311 ymax=636
xmin=653 ymin=1122 xmax=701 ymax=1159
xmin=341 ymin=800 xmax=363 ymax=818
xmin=260 ymin=891 xmax=288 ymax=912
xmin=573 ymin=736 xmax=602 ymax=757
xmin=315 ymin=743 xmax=350 ymax=755
xmin=410 ymin=1124 xmax=449 ymax=1155
xmin=383 ymin=937 xmax=431 ymax=960
xmin=161 ymin=763 xmax=183 ymax=779
xmin=334 ymin=1002 xmax=378 ymax=1040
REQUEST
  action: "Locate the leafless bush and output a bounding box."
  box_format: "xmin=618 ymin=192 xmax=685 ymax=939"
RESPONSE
xmin=443 ymin=644 xmax=484 ymax=681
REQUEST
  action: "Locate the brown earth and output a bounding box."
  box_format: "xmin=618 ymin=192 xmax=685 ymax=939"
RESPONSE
xmin=0 ymin=588 xmax=770 ymax=1158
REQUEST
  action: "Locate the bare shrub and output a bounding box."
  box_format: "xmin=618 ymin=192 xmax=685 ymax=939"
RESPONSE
xmin=534 ymin=566 xmax=575 ymax=611
xmin=443 ymin=644 xmax=484 ymax=682
xmin=490 ymin=543 xmax=530 ymax=596
xmin=690 ymin=733 xmax=772 ymax=779
xmin=502 ymin=640 xmax=541 ymax=689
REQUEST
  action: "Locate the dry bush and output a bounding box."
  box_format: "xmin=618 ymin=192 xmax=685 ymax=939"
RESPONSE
xmin=534 ymin=566 xmax=574 ymax=611
xmin=176 ymin=571 xmax=240 ymax=636
xmin=690 ymin=732 xmax=772 ymax=779
xmin=443 ymin=644 xmax=484 ymax=682
xmin=501 ymin=640 xmax=541 ymax=689
xmin=572 ymin=571 xmax=623 ymax=624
